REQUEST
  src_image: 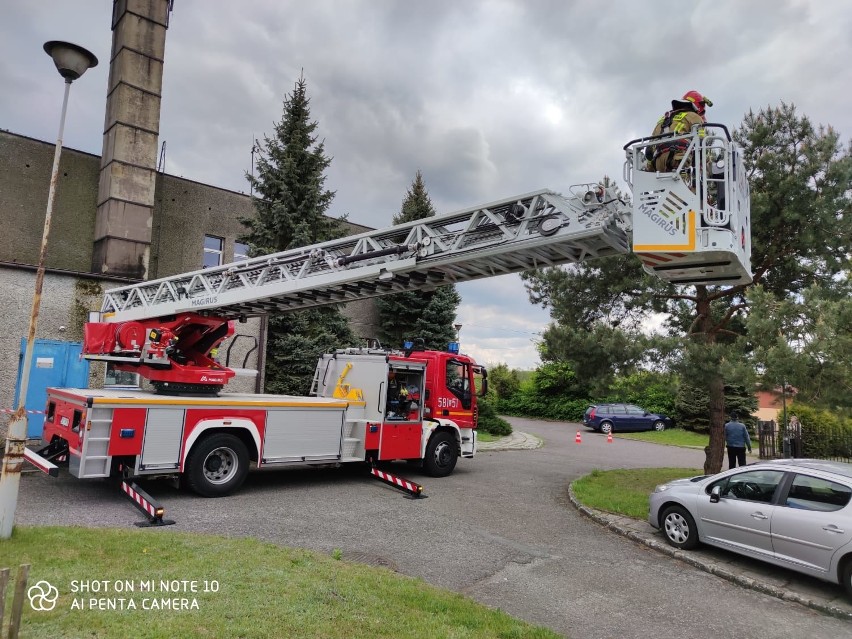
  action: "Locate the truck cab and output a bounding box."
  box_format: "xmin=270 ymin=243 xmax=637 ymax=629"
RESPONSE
xmin=393 ymin=348 xmax=486 ymax=431
xmin=312 ymin=345 xmax=486 ymax=476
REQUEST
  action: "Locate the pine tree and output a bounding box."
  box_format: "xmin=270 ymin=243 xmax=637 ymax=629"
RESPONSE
xmin=241 ymin=75 xmax=357 ymax=395
xmin=376 ymin=171 xmax=461 ymax=349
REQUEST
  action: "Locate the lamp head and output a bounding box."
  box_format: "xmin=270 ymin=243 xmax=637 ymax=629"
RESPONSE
xmin=43 ymin=40 xmax=98 ymax=81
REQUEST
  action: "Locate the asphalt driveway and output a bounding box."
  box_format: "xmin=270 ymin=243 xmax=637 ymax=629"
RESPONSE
xmin=14 ymin=417 xmax=852 ymax=638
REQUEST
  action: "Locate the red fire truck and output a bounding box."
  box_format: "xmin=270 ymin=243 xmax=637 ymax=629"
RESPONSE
xmin=42 ymin=345 xmax=484 ymax=498
xmin=35 ymin=126 xmax=752 ymax=507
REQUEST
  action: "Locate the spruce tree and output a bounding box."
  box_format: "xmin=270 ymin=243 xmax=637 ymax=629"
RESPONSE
xmin=376 ymin=171 xmax=461 ymax=349
xmin=241 ymin=75 xmax=357 ymax=395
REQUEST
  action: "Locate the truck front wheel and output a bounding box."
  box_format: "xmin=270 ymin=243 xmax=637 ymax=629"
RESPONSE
xmin=424 ymin=431 xmax=458 ymax=477
xmin=185 ymin=434 xmax=249 ymax=497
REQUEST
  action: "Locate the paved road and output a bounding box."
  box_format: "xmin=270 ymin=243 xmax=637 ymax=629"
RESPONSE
xmin=15 ymin=417 xmax=852 ymax=638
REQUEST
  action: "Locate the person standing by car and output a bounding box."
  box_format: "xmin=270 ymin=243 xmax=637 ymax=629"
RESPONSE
xmin=724 ymin=411 xmax=752 ymax=469
xmin=788 ymin=414 xmax=802 ymax=457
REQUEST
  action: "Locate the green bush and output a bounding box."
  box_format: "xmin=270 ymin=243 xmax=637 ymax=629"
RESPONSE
xmin=532 ymin=361 xmax=580 ymax=397
xmin=495 ymin=392 xmax=588 ymax=422
xmin=603 ymin=371 xmax=677 ymax=417
xmin=787 ymin=403 xmax=852 ymax=460
xmin=485 ymin=368 xmax=680 ymax=426
xmin=485 ymin=363 xmax=521 ymax=400
xmin=477 ymin=399 xmax=513 ymax=436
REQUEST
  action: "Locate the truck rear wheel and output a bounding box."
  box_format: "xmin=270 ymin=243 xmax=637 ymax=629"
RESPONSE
xmin=424 ymin=431 xmax=458 ymax=477
xmin=185 ymin=434 xmax=249 ymax=497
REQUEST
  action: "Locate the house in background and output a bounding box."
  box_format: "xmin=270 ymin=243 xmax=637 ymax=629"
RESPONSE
xmin=754 ymin=386 xmax=798 ymax=424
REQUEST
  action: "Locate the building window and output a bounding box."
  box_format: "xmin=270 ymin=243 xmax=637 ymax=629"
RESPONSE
xmin=203 ymin=235 xmax=223 ymax=268
xmin=105 ymin=363 xmax=140 ymax=388
xmin=234 ymin=241 xmax=249 ymax=261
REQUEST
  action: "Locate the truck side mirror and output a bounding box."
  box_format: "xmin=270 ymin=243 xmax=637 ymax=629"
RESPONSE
xmin=473 ymin=365 xmax=488 ymax=397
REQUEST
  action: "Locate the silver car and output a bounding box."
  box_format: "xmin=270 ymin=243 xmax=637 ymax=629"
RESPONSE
xmin=649 ymin=459 xmax=852 ymax=597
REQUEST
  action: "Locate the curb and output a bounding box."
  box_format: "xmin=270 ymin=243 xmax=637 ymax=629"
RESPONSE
xmin=477 ymin=432 xmax=543 ymax=451
xmin=567 ymin=483 xmax=852 ymax=621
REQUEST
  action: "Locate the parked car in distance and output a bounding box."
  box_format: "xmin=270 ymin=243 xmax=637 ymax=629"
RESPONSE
xmin=649 ymin=459 xmax=852 ymax=598
xmin=582 ymin=403 xmax=673 ymax=434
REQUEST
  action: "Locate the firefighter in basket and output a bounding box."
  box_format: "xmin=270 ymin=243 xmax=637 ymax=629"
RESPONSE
xmin=646 ymin=90 xmax=712 ymax=175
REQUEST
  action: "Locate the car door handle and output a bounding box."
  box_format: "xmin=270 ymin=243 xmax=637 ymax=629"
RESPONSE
xmin=822 ymin=525 xmax=845 ymax=534
xmin=750 ymin=512 xmax=768 ymax=520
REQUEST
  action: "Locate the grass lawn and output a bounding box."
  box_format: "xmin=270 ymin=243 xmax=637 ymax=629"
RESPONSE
xmin=614 ymin=428 xmax=709 ymax=448
xmin=476 ymin=432 xmax=501 ymax=443
xmin=572 ymin=468 xmax=703 ymax=519
xmin=1 ymin=527 xmax=560 ymax=639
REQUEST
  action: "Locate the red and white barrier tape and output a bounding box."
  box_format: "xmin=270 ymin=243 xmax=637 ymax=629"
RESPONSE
xmin=1 ymin=409 xmax=46 ymax=414
xmin=121 ymin=482 xmax=157 ymax=518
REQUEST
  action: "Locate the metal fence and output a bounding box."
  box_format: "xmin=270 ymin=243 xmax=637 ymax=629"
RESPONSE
xmin=757 ymin=420 xmax=800 ymax=459
xmin=758 ymin=419 xmax=852 ymax=463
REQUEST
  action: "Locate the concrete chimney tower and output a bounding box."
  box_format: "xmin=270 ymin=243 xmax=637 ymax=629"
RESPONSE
xmin=92 ymin=0 xmax=171 ymax=278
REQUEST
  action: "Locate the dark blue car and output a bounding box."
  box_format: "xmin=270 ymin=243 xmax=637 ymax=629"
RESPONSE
xmin=582 ymin=403 xmax=673 ymax=434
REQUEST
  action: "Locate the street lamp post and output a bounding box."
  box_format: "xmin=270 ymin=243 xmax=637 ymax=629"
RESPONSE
xmin=0 ymin=41 xmax=97 ymax=539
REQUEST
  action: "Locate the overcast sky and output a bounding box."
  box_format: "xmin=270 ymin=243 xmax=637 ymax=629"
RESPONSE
xmin=3 ymin=0 xmax=851 ymax=369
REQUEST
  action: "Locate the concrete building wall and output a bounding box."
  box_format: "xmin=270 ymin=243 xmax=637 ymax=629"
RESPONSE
xmin=0 ymin=131 xmax=99 ymax=271
xmin=0 ymin=130 xmax=381 ymax=440
xmin=150 ymin=175 xmax=254 ymax=277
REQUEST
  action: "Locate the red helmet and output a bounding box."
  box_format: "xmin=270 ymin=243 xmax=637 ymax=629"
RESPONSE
xmin=682 ymin=90 xmax=713 ymax=116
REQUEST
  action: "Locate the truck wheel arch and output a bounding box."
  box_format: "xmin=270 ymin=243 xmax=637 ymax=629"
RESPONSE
xmin=181 ymin=419 xmax=261 ymax=470
xmin=422 ymin=420 xmax=461 ymax=457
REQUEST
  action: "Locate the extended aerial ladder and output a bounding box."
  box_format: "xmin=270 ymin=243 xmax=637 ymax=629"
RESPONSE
xmin=84 ymin=129 xmax=752 ymax=393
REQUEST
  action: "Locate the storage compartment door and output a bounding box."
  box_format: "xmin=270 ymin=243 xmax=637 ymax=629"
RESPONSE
xmin=379 ymin=422 xmax=421 ymax=460
xmin=140 ymin=408 xmax=185 ymax=471
xmin=263 ymin=408 xmax=344 ymax=463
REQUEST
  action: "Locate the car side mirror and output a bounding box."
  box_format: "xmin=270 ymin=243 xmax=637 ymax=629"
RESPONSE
xmin=710 ymin=485 xmax=721 ymax=503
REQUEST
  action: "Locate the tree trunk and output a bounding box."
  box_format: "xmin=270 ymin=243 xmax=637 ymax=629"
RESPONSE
xmin=695 ymin=287 xmax=727 ymax=475
xmin=705 ymin=373 xmax=727 ymax=474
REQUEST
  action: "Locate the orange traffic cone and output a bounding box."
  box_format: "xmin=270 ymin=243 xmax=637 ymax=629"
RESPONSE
xmin=607 ymin=432 xmax=613 ymax=444
xmin=575 ymin=431 xmax=582 ymax=444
